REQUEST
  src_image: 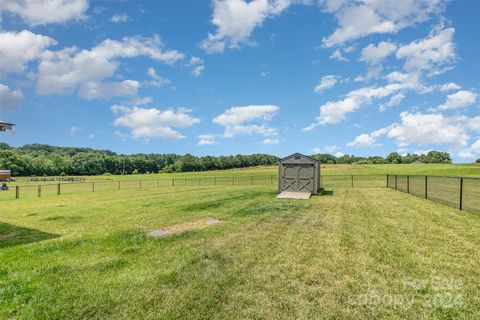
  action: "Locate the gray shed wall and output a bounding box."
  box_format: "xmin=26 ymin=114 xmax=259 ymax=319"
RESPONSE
xmin=278 ymin=153 xmax=320 ymax=194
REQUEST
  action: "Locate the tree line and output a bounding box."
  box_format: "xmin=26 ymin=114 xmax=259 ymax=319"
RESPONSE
xmin=311 ymin=151 xmax=453 ymax=165
xmin=0 ymin=143 xmax=278 ymax=176
xmin=0 ymin=143 xmax=454 ymax=176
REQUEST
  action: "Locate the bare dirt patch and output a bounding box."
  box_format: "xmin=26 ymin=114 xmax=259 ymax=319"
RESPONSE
xmin=147 ymin=218 xmax=222 ymax=238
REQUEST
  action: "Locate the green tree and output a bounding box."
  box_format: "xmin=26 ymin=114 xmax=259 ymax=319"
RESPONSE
xmin=387 ymin=152 xmax=402 ymax=164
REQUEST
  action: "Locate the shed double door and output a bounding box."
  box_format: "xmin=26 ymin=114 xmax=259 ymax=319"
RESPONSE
xmin=282 ymin=164 xmax=314 ymax=193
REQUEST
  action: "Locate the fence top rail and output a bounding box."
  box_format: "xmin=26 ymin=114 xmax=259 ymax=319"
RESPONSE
xmin=11 ymin=175 xmax=278 ymax=188
xmin=387 ymin=174 xmax=480 ymax=180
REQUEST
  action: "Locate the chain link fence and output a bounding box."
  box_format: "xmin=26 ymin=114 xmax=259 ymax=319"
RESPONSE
xmin=2 ymin=174 xmax=479 ymax=215
xmin=387 ymin=174 xmax=480 ymax=214
xmin=0 ymin=175 xmax=277 ymax=200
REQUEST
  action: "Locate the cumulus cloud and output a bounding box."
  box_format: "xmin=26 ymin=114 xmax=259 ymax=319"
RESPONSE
xmin=110 ymin=13 xmax=129 ymax=23
xmin=146 ymin=67 xmax=171 ymax=87
xmin=213 ymin=104 xmax=279 ymax=138
xmin=379 ymin=93 xmax=405 ymax=111
xmin=314 ymin=75 xmax=339 ymax=93
xmin=459 ymin=139 xmax=480 ymax=158
xmin=438 ymin=90 xmax=477 ymax=110
xmin=438 ymin=82 xmax=461 ymax=92
xmin=262 ymin=138 xmax=281 ymax=144
xmin=0 ymin=30 xmax=57 ymax=76
xmin=329 ymin=48 xmax=349 ymax=61
xmin=112 ymin=105 xmax=200 ymax=140
xmin=396 ymin=27 xmax=456 ymax=73
xmin=360 ymin=41 xmax=397 ymax=65
xmin=37 ymin=35 xmax=184 ymax=99
xmin=198 ymin=134 xmax=217 ymax=145
xmin=0 ymin=84 xmax=23 ymax=108
xmin=186 ymin=56 xmax=205 ymax=77
xmin=347 ymin=112 xmax=470 ymax=150
xmin=69 ymin=126 xmax=82 ymax=135
xmin=321 ymin=0 xmax=444 ymax=47
xmin=78 ymin=80 xmax=140 ymax=99
xmin=0 ymin=0 xmax=88 ymax=26
xmin=201 ymin=0 xmax=292 ymax=53
xmin=305 ymin=79 xmax=419 ymax=129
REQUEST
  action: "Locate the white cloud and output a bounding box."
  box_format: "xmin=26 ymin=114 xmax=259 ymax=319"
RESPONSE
xmin=110 ymin=13 xmax=129 ymax=23
xmin=347 ymin=128 xmax=388 ymax=148
xmin=198 ymin=134 xmax=217 ymax=145
xmin=459 ymin=139 xmax=480 ymax=159
xmin=213 ymin=104 xmax=279 ymax=138
xmin=305 ymin=79 xmax=419 ymax=129
xmin=379 ymin=93 xmax=405 ymax=111
xmin=314 ymin=75 xmax=338 ymax=93
xmin=438 ymin=90 xmax=477 ymax=110
xmin=0 ymin=84 xmax=23 ymax=108
xmin=262 ymin=138 xmax=281 ymax=144
xmin=78 ymin=80 xmax=140 ymax=99
xmin=322 ymin=0 xmax=444 ymax=47
xmin=0 ymin=0 xmax=88 ymax=26
xmin=360 ymin=41 xmax=397 ymax=65
xmin=69 ymin=126 xmax=82 ymax=135
xmin=312 ymin=145 xmax=342 ymax=153
xmin=348 ymin=112 xmax=470 ymax=149
xmin=0 ymin=30 xmax=57 ymax=76
xmin=438 ymin=82 xmax=461 ymax=92
xmin=396 ymin=27 xmax=456 ymax=73
xmin=329 ymin=48 xmax=349 ymax=61
xmin=112 ymin=105 xmax=201 ymax=140
xmin=146 ymin=67 xmax=171 ymax=87
xmin=201 ymin=0 xmax=292 ymax=53
xmin=37 ymin=35 xmax=183 ymax=98
xmin=186 ymin=56 xmax=205 ymax=77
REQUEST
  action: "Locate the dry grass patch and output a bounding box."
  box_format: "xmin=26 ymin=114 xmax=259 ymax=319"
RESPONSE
xmin=147 ymin=218 xmax=222 ymax=237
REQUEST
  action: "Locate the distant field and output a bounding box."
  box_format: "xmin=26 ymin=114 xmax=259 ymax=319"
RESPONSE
xmin=1 ymin=184 xmax=479 ymax=319
xmin=8 ymin=163 xmax=480 ymax=186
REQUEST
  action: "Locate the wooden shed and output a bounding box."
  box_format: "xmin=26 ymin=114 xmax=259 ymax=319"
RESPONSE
xmin=0 ymin=170 xmax=11 ymax=182
xmin=278 ymin=153 xmax=320 ymax=195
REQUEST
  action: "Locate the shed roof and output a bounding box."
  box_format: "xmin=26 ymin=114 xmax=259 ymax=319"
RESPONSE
xmin=0 ymin=121 xmax=15 ymax=132
xmin=279 ymin=153 xmax=318 ymax=163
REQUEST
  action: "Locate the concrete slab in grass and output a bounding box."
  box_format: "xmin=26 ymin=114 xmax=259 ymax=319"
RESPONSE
xmin=276 ymin=191 xmax=311 ymax=200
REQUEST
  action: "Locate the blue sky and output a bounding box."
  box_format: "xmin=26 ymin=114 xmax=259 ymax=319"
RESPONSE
xmin=0 ymin=0 xmax=479 ymax=162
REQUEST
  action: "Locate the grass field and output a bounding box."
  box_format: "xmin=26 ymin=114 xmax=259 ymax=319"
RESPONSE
xmin=7 ymin=163 xmax=480 ymax=188
xmin=1 ymin=165 xmax=480 ymax=319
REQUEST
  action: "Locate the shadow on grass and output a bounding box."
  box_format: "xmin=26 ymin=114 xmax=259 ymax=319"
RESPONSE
xmin=0 ymin=222 xmax=59 ymax=249
xmin=320 ymin=188 xmax=334 ymax=196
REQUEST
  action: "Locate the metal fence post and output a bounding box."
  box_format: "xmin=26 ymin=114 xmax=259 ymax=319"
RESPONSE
xmin=386 ymin=174 xmax=389 ymax=188
xmin=459 ymin=177 xmax=463 ymax=210
xmin=172 ymin=179 xmax=174 ymax=187
xmin=58 ymin=183 xmax=61 ymax=195
xmin=16 ymin=186 xmax=19 ymax=199
xmin=92 ymin=182 xmax=95 ymax=192
xmin=118 ymin=181 xmax=121 ymax=190
xmin=214 ymin=177 xmax=216 ymax=186
xmin=38 ymin=185 xmax=41 ymax=197
xmin=407 ymin=175 xmax=410 ymax=194
xmin=139 ymin=180 xmax=142 ymax=188
xmin=351 ymin=175 xmax=354 ymax=188
xmin=270 ymin=175 xmax=273 ymax=186
xmin=250 ymin=176 xmax=253 ymax=185
xmin=157 ymin=179 xmax=159 ymax=188
xmin=425 ymin=176 xmax=428 ymax=199
xmin=395 ymin=175 xmax=398 ymax=190
xmin=232 ymin=177 xmax=234 ymax=185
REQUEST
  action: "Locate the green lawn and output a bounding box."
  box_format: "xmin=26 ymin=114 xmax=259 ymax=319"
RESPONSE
xmin=1 ymin=181 xmax=479 ymax=319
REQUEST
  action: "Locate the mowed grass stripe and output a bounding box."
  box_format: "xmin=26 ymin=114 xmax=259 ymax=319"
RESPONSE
xmin=0 ymin=186 xmax=479 ymax=319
